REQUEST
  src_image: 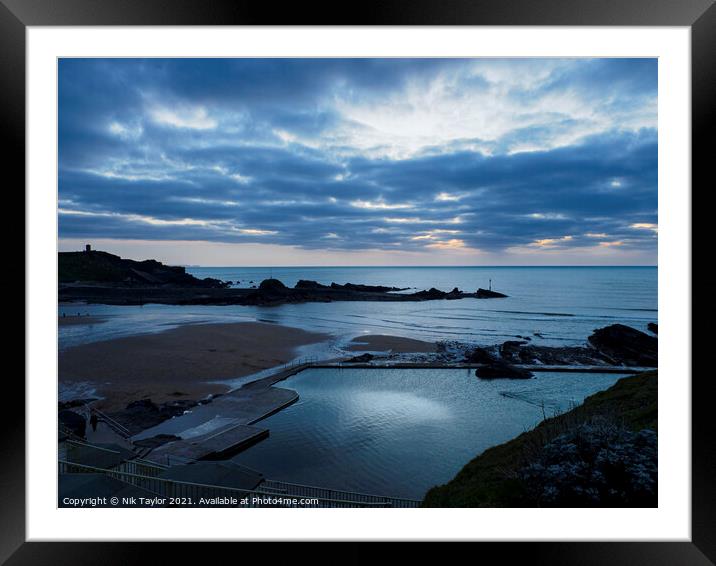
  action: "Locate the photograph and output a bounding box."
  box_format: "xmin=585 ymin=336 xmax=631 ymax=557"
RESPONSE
xmin=56 ymin=57 xmax=660 ymax=509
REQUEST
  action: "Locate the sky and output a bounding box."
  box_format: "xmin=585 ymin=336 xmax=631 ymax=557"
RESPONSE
xmin=58 ymin=58 xmax=658 ymax=266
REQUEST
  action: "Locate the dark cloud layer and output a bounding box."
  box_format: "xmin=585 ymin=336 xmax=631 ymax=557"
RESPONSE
xmin=58 ymin=58 xmax=657 ymax=258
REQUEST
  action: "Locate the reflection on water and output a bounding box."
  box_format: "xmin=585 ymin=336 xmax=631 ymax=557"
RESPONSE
xmin=347 ymin=391 xmax=453 ymax=424
xmin=230 ymin=368 xmax=626 ymax=499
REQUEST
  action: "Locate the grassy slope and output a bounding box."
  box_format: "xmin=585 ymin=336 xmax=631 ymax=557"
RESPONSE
xmin=422 ymin=371 xmax=657 ymax=507
xmin=59 ymin=252 xmax=129 ymax=283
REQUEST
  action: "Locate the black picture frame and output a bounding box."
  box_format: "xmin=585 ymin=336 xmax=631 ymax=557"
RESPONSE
xmin=5 ymin=0 xmax=712 ymax=563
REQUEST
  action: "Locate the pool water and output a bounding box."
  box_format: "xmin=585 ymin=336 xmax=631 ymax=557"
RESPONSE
xmin=231 ymin=367 xmax=626 ymax=500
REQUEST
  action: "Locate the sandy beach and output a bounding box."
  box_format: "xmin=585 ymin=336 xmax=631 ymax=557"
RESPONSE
xmin=347 ymin=334 xmax=437 ymax=353
xmin=59 ymin=322 xmax=329 ymax=411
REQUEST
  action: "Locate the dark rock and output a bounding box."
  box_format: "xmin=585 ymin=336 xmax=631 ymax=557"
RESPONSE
xmin=500 ymin=340 xmax=529 ymax=362
xmin=465 ymin=347 xmax=497 ymax=364
xmin=295 ymin=280 xmax=328 ymax=289
xmin=258 ymin=278 xmax=288 ymax=291
xmin=126 ymin=398 xmax=159 ymax=412
xmin=161 ymin=399 xmax=199 ymax=416
xmin=59 ymin=254 xmax=510 ymax=307
xmin=109 ymin=397 xmax=201 ymax=435
xmin=476 ymin=361 xmax=533 ymax=379
xmin=413 ymin=287 xmax=447 ymax=299
xmin=647 ymin=322 xmax=658 ymax=335
xmin=346 ymin=353 xmax=374 ymax=363
xmin=475 ymin=288 xmax=508 ymax=298
xmin=58 ymin=398 xmax=99 ymax=410
xmin=508 ymin=345 xmax=612 ymax=366
xmin=59 ymin=410 xmax=86 ymax=438
xmin=58 ymin=249 xmax=228 ymax=288
xmin=330 ymin=282 xmax=407 ymax=293
xmin=201 ymin=277 xmax=230 ymax=288
xmin=588 ymin=324 xmax=657 ymax=367
xmin=445 ymin=287 xmax=463 ymax=299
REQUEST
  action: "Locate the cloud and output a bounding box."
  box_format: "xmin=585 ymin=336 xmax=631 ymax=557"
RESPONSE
xmin=630 ymin=222 xmax=658 ymax=233
xmin=426 ymin=239 xmax=467 ymax=249
xmin=529 ymin=235 xmax=574 ymax=248
xmin=434 ymin=192 xmax=463 ymax=202
xmin=149 ymin=105 xmax=217 ymax=130
xmin=58 ymin=58 xmax=657 ymax=263
xmin=350 ymin=199 xmax=414 ymax=210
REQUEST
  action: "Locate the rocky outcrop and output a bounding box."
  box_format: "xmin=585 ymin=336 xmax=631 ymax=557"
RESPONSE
xmin=413 ymin=287 xmax=448 ymax=300
xmin=466 ymin=324 xmax=658 ymax=368
xmin=330 ymin=282 xmax=408 ymax=293
xmin=61 ymin=276 xmax=509 ymax=306
xmin=59 ymin=410 xmax=86 ymax=438
xmin=59 ymin=250 xmax=229 ymax=288
xmin=588 ymin=324 xmax=657 ymax=367
xmin=294 ymin=280 xmax=329 ymax=289
xmin=475 ymin=288 xmax=508 ymax=298
xmin=346 ymin=353 xmax=375 ymax=363
xmin=445 ymin=287 xmax=464 ymax=300
xmin=58 ymin=398 xmax=98 ymax=410
xmin=476 ymin=361 xmax=533 ymax=379
xmin=500 ymin=344 xmax=612 ymax=366
xmin=647 ymin=322 xmax=658 ymax=335
xmin=107 ymin=398 xmax=201 ymax=436
xmin=500 ymin=340 xmax=529 ymax=358
xmin=464 ymin=346 xmax=497 ymax=364
xmin=258 ymin=278 xmax=288 ymax=291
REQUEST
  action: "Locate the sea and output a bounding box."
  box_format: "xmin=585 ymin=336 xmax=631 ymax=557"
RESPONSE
xmin=59 ymin=266 xmax=657 ymax=352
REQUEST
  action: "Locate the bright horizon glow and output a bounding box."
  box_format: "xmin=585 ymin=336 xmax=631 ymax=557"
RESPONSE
xmin=58 ymin=238 xmax=658 ymax=267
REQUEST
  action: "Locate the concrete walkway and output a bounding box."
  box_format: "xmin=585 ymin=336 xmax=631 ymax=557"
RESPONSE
xmin=138 ymin=381 xmax=301 ymax=464
xmin=147 ymin=423 xmax=270 ymax=465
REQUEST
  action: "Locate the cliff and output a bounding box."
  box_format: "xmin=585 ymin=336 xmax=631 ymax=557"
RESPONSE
xmin=422 ymin=371 xmax=657 ymax=507
xmin=58 ymin=250 xmax=228 ymax=288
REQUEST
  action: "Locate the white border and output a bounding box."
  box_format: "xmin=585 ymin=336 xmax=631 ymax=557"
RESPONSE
xmin=27 ymin=26 xmax=691 ymax=541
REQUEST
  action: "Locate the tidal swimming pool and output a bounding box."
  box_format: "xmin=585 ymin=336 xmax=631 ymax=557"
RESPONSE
xmin=231 ymin=367 xmax=627 ymax=500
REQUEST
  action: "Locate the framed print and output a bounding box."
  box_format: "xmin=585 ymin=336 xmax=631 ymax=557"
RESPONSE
xmin=5 ymin=0 xmax=713 ymax=562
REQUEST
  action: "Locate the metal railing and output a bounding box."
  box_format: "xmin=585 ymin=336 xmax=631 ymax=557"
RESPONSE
xmin=259 ymin=479 xmax=422 ymax=508
xmin=89 ymin=406 xmax=132 ymax=438
xmin=62 ymin=439 xmax=168 ymax=474
xmin=280 ymin=358 xmax=314 ymax=370
xmin=59 ymin=461 xmax=418 ymax=508
xmin=58 ymin=422 xmax=85 ymax=442
xmin=113 ymin=459 xmax=167 ymax=478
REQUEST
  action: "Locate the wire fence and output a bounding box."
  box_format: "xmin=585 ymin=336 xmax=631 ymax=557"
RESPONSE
xmin=260 ymin=479 xmax=421 ymax=508
xmin=59 ymin=459 xmax=421 ymax=508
